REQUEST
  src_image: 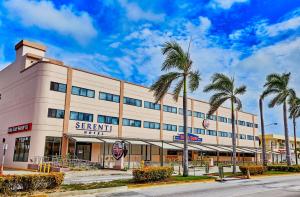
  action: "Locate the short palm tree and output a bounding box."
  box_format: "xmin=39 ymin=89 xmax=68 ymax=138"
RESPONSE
xmin=261 ymin=72 xmax=294 ymax=166
xmin=150 ymin=41 xmax=201 ymax=177
xmin=289 ymin=93 xmax=300 ymax=165
xmin=204 ymin=73 xmax=246 ymax=174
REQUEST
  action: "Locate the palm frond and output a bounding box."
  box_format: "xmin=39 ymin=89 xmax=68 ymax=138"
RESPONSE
xmin=208 ymin=96 xmax=229 ymax=115
xmin=268 ymin=93 xmax=285 ymax=108
xmin=233 ymin=97 xmax=242 ymax=111
xmin=172 ymin=78 xmax=184 ymax=101
xmin=150 ymin=72 xmax=182 ymax=103
xmin=261 ymin=88 xmax=279 ymax=99
xmin=161 ymin=41 xmax=187 ymax=71
xmin=234 ymin=85 xmax=246 ymax=95
xmin=188 ymin=70 xmax=201 ymax=92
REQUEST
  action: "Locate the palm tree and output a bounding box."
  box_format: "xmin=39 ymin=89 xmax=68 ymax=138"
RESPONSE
xmin=259 ymin=97 xmax=268 ymax=166
xmin=204 ymin=73 xmax=246 ymax=174
xmin=261 ymin=72 xmax=294 ymax=166
xmin=150 ymin=41 xmax=201 ymax=176
xmin=289 ymin=93 xmax=300 ymax=165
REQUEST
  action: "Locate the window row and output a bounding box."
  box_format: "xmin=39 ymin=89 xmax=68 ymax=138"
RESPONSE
xmin=99 ymin=92 xmax=120 ymax=103
xmin=72 ymin=86 xmax=95 ymax=98
xmin=179 ymin=108 xmax=192 ymax=116
xmin=124 ymin=97 xmax=142 ymax=107
xmin=144 ymin=121 xmax=160 ymax=129
xmin=144 ymin=101 xmax=160 ymax=110
xmin=163 ymin=105 xmax=177 ymax=114
xmin=179 ymin=126 xmax=192 ymax=133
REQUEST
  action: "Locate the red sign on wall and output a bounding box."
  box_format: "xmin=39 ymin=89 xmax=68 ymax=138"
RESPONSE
xmin=8 ymin=123 xmax=32 ymax=134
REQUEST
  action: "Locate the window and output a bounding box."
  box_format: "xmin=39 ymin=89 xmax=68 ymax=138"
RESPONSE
xmin=218 ymin=131 xmax=228 ymax=137
xmin=194 ymin=128 xmax=205 ymax=135
xmin=144 ymin=121 xmax=160 ymax=129
xmin=13 ymin=137 xmax=31 ymax=162
xmin=246 ymin=122 xmax=254 ymax=127
xmin=124 ymin=97 xmax=142 ymax=107
xmin=179 ymin=126 xmax=192 ymax=133
xmin=123 ymin=118 xmax=141 ymax=127
xmin=163 ymin=124 xmax=177 ymax=131
xmin=238 ymin=120 xmax=246 ymax=126
xmin=206 ymin=114 xmax=217 ymax=121
xmin=48 ymin=108 xmax=65 ymax=119
xmin=207 ymin=130 xmax=217 ymax=136
xmin=97 ymin=115 xmax=119 ymax=125
xmin=44 ymin=137 xmax=61 ymax=158
xmin=228 ymin=118 xmax=232 ymax=124
xmin=239 ymin=134 xmax=247 ymax=139
xmin=50 ymin=82 xmax=67 ymax=93
xmin=144 ymin=101 xmax=160 ymax=110
xmin=163 ymin=105 xmax=177 ymax=114
xmin=193 ymin=111 xmax=205 ymax=119
xmin=247 ymin=135 xmax=254 ymax=140
xmin=71 ymin=86 xmax=95 ymax=98
xmin=179 ymin=108 xmax=192 ymax=116
xmin=218 ymin=116 xmax=228 ymax=123
xmin=99 ymin=92 xmax=120 ymax=103
xmin=70 ymin=111 xmax=93 ymax=122
xmin=254 ymin=124 xmax=258 ymax=128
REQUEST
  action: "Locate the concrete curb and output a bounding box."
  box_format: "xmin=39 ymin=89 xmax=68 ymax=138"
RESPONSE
xmin=48 ymin=186 xmax=128 ymax=197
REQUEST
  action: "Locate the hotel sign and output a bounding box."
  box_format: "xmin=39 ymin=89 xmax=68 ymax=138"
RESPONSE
xmin=75 ymin=122 xmax=112 ymax=136
xmin=8 ymin=123 xmax=32 ymax=134
xmin=174 ymin=133 xmax=203 ymax=142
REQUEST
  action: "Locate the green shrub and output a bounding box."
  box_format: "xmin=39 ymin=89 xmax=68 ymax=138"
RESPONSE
xmin=0 ymin=172 xmax=64 ymax=194
xmin=132 ymin=166 xmax=173 ymax=183
xmin=239 ymin=165 xmax=267 ymax=175
xmin=267 ymin=165 xmax=300 ymax=172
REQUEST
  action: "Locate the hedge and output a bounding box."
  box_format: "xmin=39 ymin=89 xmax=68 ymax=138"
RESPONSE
xmin=267 ymin=165 xmax=300 ymax=172
xmin=0 ymin=172 xmax=64 ymax=194
xmin=239 ymin=165 xmax=267 ymax=175
xmin=132 ymin=166 xmax=173 ymax=183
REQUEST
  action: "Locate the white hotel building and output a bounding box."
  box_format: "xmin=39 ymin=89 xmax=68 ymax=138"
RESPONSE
xmin=0 ymin=40 xmax=260 ymax=169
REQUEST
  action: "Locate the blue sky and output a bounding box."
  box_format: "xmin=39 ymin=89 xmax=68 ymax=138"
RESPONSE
xmin=1 ymin=0 xmax=300 ymax=136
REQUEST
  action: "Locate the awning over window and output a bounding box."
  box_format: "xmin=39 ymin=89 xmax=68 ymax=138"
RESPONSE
xmin=168 ymin=143 xmax=199 ymax=151
xmin=72 ymin=137 xmax=102 ymax=143
xmin=189 ymin=144 xmax=218 ymax=152
xmin=98 ymin=138 xmax=118 ymax=144
xmin=125 ymin=140 xmax=149 ymax=145
xmin=148 ymin=141 xmax=182 ymax=150
xmin=202 ymin=145 xmax=231 ymax=153
xmin=238 ymin=147 xmax=257 ymax=153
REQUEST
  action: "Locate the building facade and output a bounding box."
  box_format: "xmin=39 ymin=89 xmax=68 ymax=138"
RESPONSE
xmin=0 ymin=40 xmax=260 ymax=169
xmin=260 ymin=134 xmax=300 ymax=164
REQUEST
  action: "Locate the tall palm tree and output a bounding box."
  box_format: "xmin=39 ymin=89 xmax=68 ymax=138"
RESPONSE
xmin=150 ymin=41 xmax=201 ymax=177
xmin=289 ymin=93 xmax=300 ymax=165
xmin=261 ymin=72 xmax=294 ymax=166
xmin=204 ymin=73 xmax=246 ymax=174
xmin=259 ymin=97 xmax=268 ymax=166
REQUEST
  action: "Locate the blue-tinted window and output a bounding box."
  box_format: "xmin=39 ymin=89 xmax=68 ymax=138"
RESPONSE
xmin=239 ymin=134 xmax=247 ymax=139
xmin=50 ymin=82 xmax=67 ymax=93
xmin=179 ymin=126 xmax=192 ymax=133
xmin=163 ymin=105 xmax=177 ymax=114
xmin=163 ymin=124 xmax=177 ymax=131
xmin=218 ymin=116 xmax=228 ymax=123
xmin=99 ymin=92 xmax=120 ymax=103
xmin=124 ymin=97 xmax=142 ymax=107
xmin=48 ymin=108 xmax=65 ymax=119
xmin=97 ymin=115 xmax=119 ymax=125
xmin=207 ymin=130 xmax=217 ymax=136
xmin=144 ymin=121 xmax=160 ymax=129
xmin=194 ymin=128 xmax=205 ymax=135
xmin=247 ymin=135 xmax=254 ymax=140
xmin=122 ymin=118 xmax=141 ymax=127
xmin=71 ymin=86 xmax=95 ymax=98
xmin=206 ymin=114 xmax=217 ymax=121
xmin=179 ymin=108 xmax=192 ymax=116
xmin=70 ymin=111 xmax=93 ymax=122
xmin=144 ymin=101 xmax=160 ymax=110
xmin=193 ymin=111 xmax=205 ymax=119
xmin=218 ymin=131 xmax=228 ymax=137
xmin=238 ymin=120 xmax=246 ymax=126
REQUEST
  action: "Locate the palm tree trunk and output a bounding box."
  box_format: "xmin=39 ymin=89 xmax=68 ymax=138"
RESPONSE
xmin=259 ymin=98 xmax=267 ymax=166
xmin=283 ymin=101 xmax=292 ymax=166
xmin=231 ymin=98 xmax=237 ymax=174
xmin=293 ymin=117 xmax=298 ymax=165
xmin=183 ymin=75 xmax=189 ymax=176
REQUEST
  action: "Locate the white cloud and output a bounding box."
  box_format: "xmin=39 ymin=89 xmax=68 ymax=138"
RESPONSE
xmin=186 ymin=16 xmax=212 ymax=36
xmin=4 ymin=0 xmax=97 ymax=44
xmin=109 ymin=42 xmax=121 ymax=48
xmin=118 ymin=0 xmax=165 ymax=21
xmin=266 ymin=16 xmax=300 ymax=37
xmin=209 ymin=0 xmax=249 ymax=9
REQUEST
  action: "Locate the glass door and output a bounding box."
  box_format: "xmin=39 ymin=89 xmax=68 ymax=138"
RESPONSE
xmin=76 ymin=142 xmax=92 ymax=161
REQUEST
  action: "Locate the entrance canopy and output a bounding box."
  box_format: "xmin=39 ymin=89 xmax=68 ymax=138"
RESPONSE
xmin=203 ymin=145 xmax=231 ymax=153
xmin=168 ymin=143 xmax=199 ymax=151
xmin=98 ymin=138 xmax=118 ymax=143
xmin=125 ymin=140 xmax=149 ymax=145
xmin=72 ymin=137 xmax=102 ymax=143
xmin=189 ymin=144 xmax=217 ymax=152
xmin=148 ymin=141 xmax=181 ymax=150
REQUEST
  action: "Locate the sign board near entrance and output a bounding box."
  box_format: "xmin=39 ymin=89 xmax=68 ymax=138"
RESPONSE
xmin=174 ymin=133 xmax=203 ymax=142
xmin=75 ymin=122 xmax=112 ymax=136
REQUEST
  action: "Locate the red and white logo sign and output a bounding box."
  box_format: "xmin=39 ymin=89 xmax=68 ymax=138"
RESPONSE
xmin=202 ymin=119 xmax=210 ymax=129
xmin=8 ymin=123 xmax=32 ymax=134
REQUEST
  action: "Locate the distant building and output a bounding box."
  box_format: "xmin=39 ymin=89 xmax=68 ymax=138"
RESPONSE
xmin=0 ymin=40 xmax=260 ymax=169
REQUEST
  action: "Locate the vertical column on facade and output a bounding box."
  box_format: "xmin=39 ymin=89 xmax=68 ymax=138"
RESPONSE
xmin=216 ymin=110 xmax=219 ymax=145
xmin=118 ymin=81 xmax=124 ymax=138
xmin=61 ymin=68 xmax=73 ymax=158
xmin=191 ymin=99 xmax=195 ymax=161
xmin=236 ymin=111 xmax=240 ymax=162
xmin=159 ymin=98 xmax=164 ymax=140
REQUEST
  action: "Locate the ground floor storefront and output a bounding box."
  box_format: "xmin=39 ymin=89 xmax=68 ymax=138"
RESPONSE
xmin=26 ymin=134 xmax=261 ymax=170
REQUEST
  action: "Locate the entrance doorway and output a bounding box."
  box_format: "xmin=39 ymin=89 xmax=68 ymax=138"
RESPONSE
xmin=76 ymin=142 xmax=92 ymax=161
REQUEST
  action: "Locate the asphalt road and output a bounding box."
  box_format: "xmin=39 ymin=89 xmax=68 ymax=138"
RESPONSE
xmin=97 ymin=175 xmax=300 ymax=197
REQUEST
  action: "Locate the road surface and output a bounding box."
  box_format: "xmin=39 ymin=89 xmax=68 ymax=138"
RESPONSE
xmin=96 ymin=174 xmax=300 ymax=197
